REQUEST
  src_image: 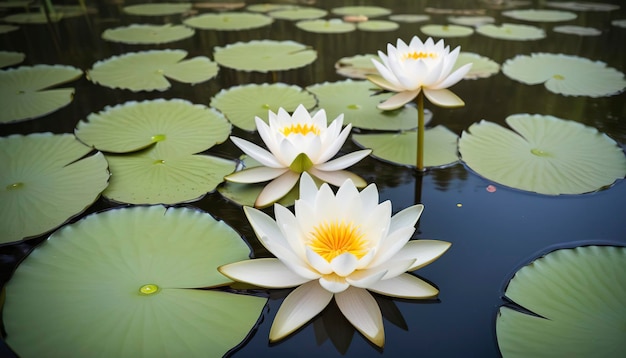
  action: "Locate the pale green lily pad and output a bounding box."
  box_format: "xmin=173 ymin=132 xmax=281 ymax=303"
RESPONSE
xmin=331 ymin=6 xmax=391 ymax=17
xmin=87 ymin=50 xmax=218 ymax=91
xmin=75 ymin=99 xmax=230 ymax=156
xmin=0 ymin=50 xmax=25 ymax=68
xmin=3 ymin=205 xmax=267 ymax=357
xmin=452 ymin=52 xmax=500 ymax=79
xmin=497 ymin=245 xmax=626 ymax=357
xmin=0 ymin=1 xmax=33 ymax=9
xmin=389 ymin=14 xmax=430 ymax=23
xmin=0 ymin=24 xmax=20 ymax=34
xmin=123 ymin=3 xmax=192 ymax=16
xmin=214 ymin=40 xmax=316 ymax=72
xmin=503 ymin=9 xmax=577 ymax=22
xmin=0 ymin=64 xmax=82 ymax=124
xmin=0 ymin=133 xmax=109 ymax=244
xmin=269 ymin=7 xmax=328 ymax=20
xmin=357 ymin=20 xmax=399 ymax=32
xmin=102 ymin=24 xmax=195 ymax=44
xmin=553 ymin=25 xmax=601 ymax=36
xmin=477 ymin=23 xmax=545 ymax=40
xmin=334 ymin=54 xmax=380 ymax=79
xmin=352 ymin=126 xmax=459 ymax=168
xmin=103 ymin=146 xmax=236 ymax=205
xmin=611 ymin=19 xmax=626 ymax=28
xmin=295 ymin=19 xmax=356 ymax=33
xmin=502 ymin=53 xmax=626 ymax=97
xmin=183 ymin=12 xmax=273 ymax=31
xmin=210 ymin=82 xmax=317 ymax=131
xmin=547 ymin=1 xmax=619 ymax=11
xmin=448 ymin=16 xmax=495 ymax=27
xmin=3 ymin=12 xmax=63 ymax=24
xmin=306 ymin=79 xmax=431 ymax=131
xmin=421 ymin=24 xmax=474 ymax=37
xmin=458 ymin=114 xmax=626 ymax=195
xmin=247 ymin=3 xmax=297 ymax=12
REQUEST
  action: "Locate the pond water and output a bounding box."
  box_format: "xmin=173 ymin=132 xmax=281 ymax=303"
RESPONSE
xmin=1 ymin=0 xmax=625 ymax=357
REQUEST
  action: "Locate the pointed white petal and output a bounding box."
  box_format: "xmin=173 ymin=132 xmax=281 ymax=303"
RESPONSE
xmin=377 ymin=90 xmax=420 ymax=110
xmin=256 ymin=117 xmax=281 ymax=155
xmin=319 ymin=275 xmax=350 ymax=293
xmin=225 ymin=166 xmax=287 ymax=183
xmin=230 ymin=136 xmax=283 ymax=168
xmin=298 ymin=171 xmax=318 ymax=203
xmin=315 ymin=149 xmax=371 ymax=172
xmin=305 ymin=247 xmax=333 ymax=275
xmin=368 ymin=226 xmax=415 ymax=268
xmin=389 ymin=204 xmax=424 ymax=233
xmin=392 ymin=240 xmax=452 ymax=271
xmin=366 ymin=73 xmax=403 ymax=92
xmin=219 ymin=258 xmax=310 ymax=288
xmin=316 ymin=124 xmax=352 ymax=164
xmin=308 ymin=168 xmax=367 ymax=188
xmin=368 ymin=273 xmax=439 ymax=299
xmin=330 ymin=253 xmax=359 ymax=277
xmin=269 ymin=281 xmax=333 ymax=342
xmin=244 ymin=206 xmax=288 ymax=252
xmin=335 ymin=287 xmax=384 ymax=347
xmin=345 ymin=268 xmax=387 ymax=288
xmin=274 ymin=204 xmax=306 ymax=258
xmin=423 ymin=88 xmax=465 ymax=108
xmin=255 ymin=171 xmax=300 ymax=208
xmin=432 ymin=62 xmax=472 ymax=90
xmin=372 ymin=258 xmax=416 ymax=280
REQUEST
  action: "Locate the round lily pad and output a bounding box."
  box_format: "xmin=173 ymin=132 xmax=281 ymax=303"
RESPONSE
xmin=0 ymin=64 xmax=82 ymax=124
xmin=421 ymin=24 xmax=474 ymax=37
xmin=269 ymin=7 xmax=328 ymax=20
xmin=247 ymin=3 xmax=297 ymax=13
xmin=502 ymin=53 xmax=626 ymax=97
xmin=497 ymin=245 xmax=626 ymax=357
xmin=295 ymin=19 xmax=356 ymax=33
xmin=3 ymin=205 xmax=267 ymax=357
xmin=357 ymin=20 xmax=399 ymax=32
xmin=334 ymin=54 xmax=379 ymax=79
xmin=0 ymin=50 xmax=24 ymax=68
xmin=102 ymin=24 xmax=195 ymax=44
xmin=3 ymin=12 xmax=63 ymax=24
xmin=75 ymin=99 xmax=230 ymax=156
xmin=611 ymin=19 xmax=626 ymax=28
xmin=210 ymin=82 xmax=317 ymax=131
xmin=306 ymin=80 xmax=429 ymax=130
xmin=123 ymin=2 xmax=192 ymax=16
xmin=448 ymin=16 xmax=495 ymax=27
xmin=458 ymin=114 xmax=626 ymax=195
xmin=546 ymin=1 xmax=619 ymax=11
xmin=452 ymin=52 xmax=500 ymax=79
xmin=352 ymin=126 xmax=459 ymax=168
xmin=553 ymin=25 xmax=601 ymax=36
xmin=477 ymin=23 xmax=545 ymax=40
xmin=214 ymin=40 xmax=316 ymax=72
xmin=502 ymin=9 xmax=577 ymax=22
xmin=87 ymin=50 xmax=218 ymax=91
xmin=0 ymin=133 xmax=109 ymax=244
xmin=0 ymin=24 xmax=20 ymax=34
xmin=389 ymin=14 xmax=430 ymax=23
xmin=331 ymin=6 xmax=391 ymax=17
xmin=183 ymin=12 xmax=273 ymax=31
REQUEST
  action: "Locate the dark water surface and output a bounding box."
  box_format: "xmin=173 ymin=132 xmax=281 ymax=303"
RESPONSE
xmin=1 ymin=0 xmax=625 ymax=357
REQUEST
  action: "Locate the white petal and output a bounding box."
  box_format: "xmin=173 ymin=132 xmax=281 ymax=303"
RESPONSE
xmin=345 ymin=268 xmax=387 ymax=288
xmin=255 ymin=171 xmax=300 ymax=208
xmin=319 ymin=274 xmax=350 ymax=293
xmin=292 ymin=104 xmax=312 ymax=121
xmin=305 ymin=247 xmax=333 ymax=275
xmin=244 ymin=206 xmax=288 ymax=253
xmin=368 ymin=226 xmax=415 ymax=268
xmin=274 ymin=204 xmax=306 ymax=258
xmin=230 ymin=136 xmax=283 ymax=168
xmin=389 ymin=204 xmax=424 ymax=233
xmin=316 ymin=124 xmax=352 ymax=164
xmin=297 ymin=171 xmax=318 ymax=204
xmin=330 ymin=252 xmax=359 ymax=277
xmin=392 ymin=240 xmax=452 ymax=271
xmin=335 ymin=287 xmax=384 ymax=347
xmin=423 ymin=88 xmax=465 ymax=108
xmin=368 ymin=273 xmax=439 ymax=299
xmin=224 ymin=166 xmax=287 ymax=183
xmin=373 ymin=258 xmax=416 ymax=280
xmin=269 ymin=281 xmax=333 ymax=342
xmin=432 ymin=62 xmax=472 ymax=90
xmin=367 ymin=72 xmax=403 ymax=92
xmin=256 ymin=117 xmax=281 ymax=155
xmin=437 ymin=46 xmax=461 ymax=83
xmin=265 ymin=240 xmax=321 ymax=280
xmin=219 ymin=258 xmax=310 ymax=288
xmin=307 ymin=168 xmax=366 ymax=188
xmin=359 ymin=183 xmax=380 ymax=210
xmin=314 ymin=149 xmax=371 ymax=171
xmin=377 ymin=90 xmax=420 ymax=110
xmin=408 ymin=35 xmax=425 ymax=48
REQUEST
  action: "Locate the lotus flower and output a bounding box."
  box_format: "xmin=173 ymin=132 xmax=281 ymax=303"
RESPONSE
xmin=219 ymin=172 xmax=451 ymax=346
xmin=368 ymin=36 xmax=472 ymax=110
xmin=225 ymin=104 xmax=371 ymax=207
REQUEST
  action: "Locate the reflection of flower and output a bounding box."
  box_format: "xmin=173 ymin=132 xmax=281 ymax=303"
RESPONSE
xmin=225 ymin=104 xmax=371 ymax=207
xmin=367 ymin=36 xmax=471 ymax=109
xmin=219 ymin=172 xmax=451 ymax=347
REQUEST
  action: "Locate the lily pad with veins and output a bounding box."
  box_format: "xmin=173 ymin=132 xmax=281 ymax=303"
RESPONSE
xmin=102 ymin=24 xmax=195 ymax=45
xmin=183 ymin=12 xmax=273 ymax=31
xmin=0 ymin=51 xmax=25 ymax=68
xmin=477 ymin=23 xmax=545 ymax=40
xmin=502 ymin=9 xmax=577 ymax=22
xmin=0 ymin=133 xmax=109 ymax=244
xmin=3 ymin=205 xmax=267 ymax=357
xmin=295 ymin=19 xmax=356 ymax=33
xmin=214 ymin=40 xmax=316 ymax=72
xmin=458 ymin=114 xmax=626 ymax=195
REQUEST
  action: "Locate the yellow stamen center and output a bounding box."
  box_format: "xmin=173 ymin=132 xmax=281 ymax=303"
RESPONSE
xmin=280 ymin=123 xmax=320 ymax=136
xmin=308 ymin=220 xmax=368 ymax=262
xmin=404 ymin=51 xmax=437 ymax=61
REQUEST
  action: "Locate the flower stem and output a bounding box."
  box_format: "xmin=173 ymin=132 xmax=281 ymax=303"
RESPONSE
xmin=416 ymin=91 xmax=425 ymax=171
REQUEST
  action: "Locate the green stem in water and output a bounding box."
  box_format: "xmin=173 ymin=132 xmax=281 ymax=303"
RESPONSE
xmin=416 ymin=91 xmax=425 ymax=171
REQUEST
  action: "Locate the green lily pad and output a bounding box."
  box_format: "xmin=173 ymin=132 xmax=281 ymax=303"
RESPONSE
xmin=214 ymin=40 xmax=316 ymax=72
xmin=547 ymin=1 xmax=619 ymax=11
xmin=477 ymin=23 xmax=545 ymax=40
xmin=0 ymin=64 xmax=82 ymax=124
xmin=448 ymin=16 xmax=495 ymax=26
xmin=352 ymin=126 xmax=459 ymax=168
xmin=103 ymin=146 xmax=236 ymax=205
xmin=102 ymin=24 xmax=195 ymax=44
xmin=0 ymin=24 xmax=20 ymax=34
xmin=502 ymin=53 xmax=626 ymax=97
xmin=503 ymin=9 xmax=577 ymax=22
xmin=389 ymin=14 xmax=430 ymax=23
xmin=3 ymin=205 xmax=267 ymax=357
xmin=458 ymin=114 xmax=626 ymax=195
xmin=183 ymin=12 xmax=273 ymax=31
xmin=452 ymin=52 xmax=500 ymax=79
xmin=269 ymin=7 xmax=327 ymax=20
xmin=123 ymin=3 xmax=192 ymax=16
xmin=553 ymin=25 xmax=601 ymax=36
xmin=0 ymin=133 xmax=109 ymax=244
xmin=75 ymin=99 xmax=230 ymax=156
xmin=420 ymin=24 xmax=474 ymax=37
xmin=357 ymin=20 xmax=399 ymax=32
xmin=87 ymin=50 xmax=218 ymax=91
xmin=306 ymin=80 xmax=430 ymax=130
xmin=334 ymin=54 xmax=380 ymax=79
xmin=247 ymin=3 xmax=297 ymax=13
xmin=3 ymin=12 xmax=63 ymax=24
xmin=331 ymin=6 xmax=391 ymax=17
xmin=295 ymin=19 xmax=356 ymax=33
xmin=612 ymin=19 xmax=626 ymax=28
xmin=210 ymin=82 xmax=317 ymax=131
xmin=497 ymin=245 xmax=626 ymax=357
xmin=0 ymin=50 xmax=25 ymax=68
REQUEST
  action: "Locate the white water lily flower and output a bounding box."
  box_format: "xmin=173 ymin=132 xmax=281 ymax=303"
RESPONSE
xmin=225 ymin=104 xmax=371 ymax=207
xmin=219 ymin=172 xmax=451 ymax=346
xmin=368 ymin=36 xmax=472 ymax=110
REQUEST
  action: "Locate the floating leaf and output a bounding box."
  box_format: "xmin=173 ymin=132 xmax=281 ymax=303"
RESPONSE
xmin=502 ymin=9 xmax=577 ymax=22
xmin=0 ymin=133 xmax=109 ymax=244
xmin=87 ymin=50 xmax=218 ymax=91
xmin=0 ymin=64 xmax=82 ymax=124
xmin=214 ymin=40 xmax=316 ymax=72
xmin=334 ymin=54 xmax=380 ymax=79
xmin=0 ymin=50 xmax=24 ymax=68
xmin=502 ymin=53 xmax=626 ymax=97
xmin=546 ymin=1 xmax=619 ymax=12
xmin=352 ymin=126 xmax=459 ymax=168
xmin=210 ymin=83 xmax=316 ymax=131
xmin=458 ymin=114 xmax=626 ymax=195
xmin=477 ymin=23 xmax=545 ymax=40
xmin=3 ymin=12 xmax=63 ymax=24
xmin=102 ymin=24 xmax=195 ymax=44
xmin=0 ymin=24 xmax=19 ymax=34
xmin=75 ymin=99 xmax=230 ymax=156
xmin=331 ymin=6 xmax=391 ymax=17
xmin=389 ymin=14 xmax=430 ymax=23
xmin=183 ymin=12 xmax=273 ymax=31
xmin=295 ymin=19 xmax=356 ymax=33
xmin=3 ymin=205 xmax=267 ymax=357
xmin=448 ymin=16 xmax=495 ymax=27
xmin=420 ymin=24 xmax=474 ymax=37
xmin=497 ymin=245 xmax=626 ymax=357
xmin=306 ymin=79 xmax=430 ymax=130
xmin=357 ymin=20 xmax=399 ymax=31
xmin=247 ymin=3 xmax=297 ymax=13
xmin=452 ymin=52 xmax=500 ymax=79
xmin=611 ymin=19 xmax=626 ymax=28
xmin=123 ymin=2 xmax=192 ymax=16
xmin=553 ymin=25 xmax=601 ymax=36
xmin=269 ymin=7 xmax=328 ymax=20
